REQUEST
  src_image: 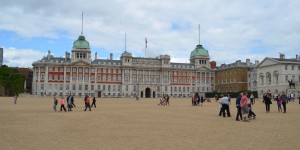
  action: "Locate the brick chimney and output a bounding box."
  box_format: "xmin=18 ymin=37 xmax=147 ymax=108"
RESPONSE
xmin=210 ymin=61 xmax=216 ymax=69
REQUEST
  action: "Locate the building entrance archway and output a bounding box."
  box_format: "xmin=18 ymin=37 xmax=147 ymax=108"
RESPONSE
xmin=145 ymin=88 xmax=151 ymax=98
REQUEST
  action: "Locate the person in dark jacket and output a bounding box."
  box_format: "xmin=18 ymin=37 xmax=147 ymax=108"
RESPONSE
xmin=263 ymin=92 xmax=272 ymax=112
xmin=281 ymin=91 xmax=288 ymax=113
xmin=91 ymin=96 xmax=96 ymax=108
xmin=235 ymin=93 xmax=243 ymax=121
xmin=53 ymin=97 xmax=58 ymax=112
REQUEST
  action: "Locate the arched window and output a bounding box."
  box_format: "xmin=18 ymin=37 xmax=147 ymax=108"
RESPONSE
xmin=273 ymin=71 xmax=279 ymax=84
xmin=259 ymin=73 xmax=264 ymax=85
xmin=266 ymin=72 xmax=271 ymax=85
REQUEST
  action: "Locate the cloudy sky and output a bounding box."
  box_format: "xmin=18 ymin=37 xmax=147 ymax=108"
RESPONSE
xmin=1 ymin=0 xmax=299 ymax=67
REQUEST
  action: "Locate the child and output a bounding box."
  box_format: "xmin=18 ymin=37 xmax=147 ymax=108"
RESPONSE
xmin=277 ymin=94 xmax=282 ymax=112
xmin=248 ymin=103 xmax=256 ymax=119
xmin=60 ymin=97 xmax=67 ymax=112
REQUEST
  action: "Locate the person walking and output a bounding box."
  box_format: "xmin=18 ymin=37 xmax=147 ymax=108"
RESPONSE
xmin=250 ymin=93 xmax=255 ymax=105
xmin=235 ymin=93 xmax=243 ymax=121
xmin=281 ymin=92 xmax=288 ymax=113
xmin=240 ymin=92 xmax=249 ymax=121
xmin=200 ymin=96 xmax=204 ymax=106
xmin=218 ymin=95 xmax=224 ymax=116
xmin=67 ymin=95 xmax=73 ymax=111
xmin=165 ymin=94 xmax=170 ymax=105
xmin=194 ymin=93 xmax=200 ymax=106
xmin=84 ymin=95 xmax=91 ymax=111
xmin=91 ymin=96 xmax=96 ymax=108
xmin=263 ymin=92 xmax=272 ymax=112
xmin=13 ymin=95 xmax=18 ymax=104
xmin=70 ymin=94 xmax=76 ymax=108
xmin=60 ymin=97 xmax=67 ymax=112
xmin=53 ymin=97 xmax=58 ymax=112
xmin=276 ymin=94 xmax=282 ymax=112
xmin=220 ymin=94 xmax=231 ymax=117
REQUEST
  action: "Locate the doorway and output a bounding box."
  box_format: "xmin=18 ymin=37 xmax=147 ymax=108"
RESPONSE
xmin=98 ymin=91 xmax=101 ymax=97
xmin=145 ymin=88 xmax=151 ymax=98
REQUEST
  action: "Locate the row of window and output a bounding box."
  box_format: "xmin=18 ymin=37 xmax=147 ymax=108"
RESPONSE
xmin=260 ymin=75 xmax=300 ymax=85
xmin=285 ymin=65 xmax=300 ymax=70
xmin=217 ymin=69 xmax=245 ymax=76
xmin=40 ymin=73 xmax=215 ymax=84
xmin=38 ymin=67 xmax=215 ymax=78
xmin=39 ymin=84 xmax=211 ymax=93
xmin=218 ymin=78 xmax=237 ymax=84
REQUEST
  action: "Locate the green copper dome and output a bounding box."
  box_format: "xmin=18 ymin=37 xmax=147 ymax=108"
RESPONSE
xmin=73 ymin=35 xmax=90 ymax=49
xmin=190 ymin=45 xmax=209 ymax=57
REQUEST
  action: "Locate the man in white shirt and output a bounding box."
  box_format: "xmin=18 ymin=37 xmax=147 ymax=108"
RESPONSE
xmin=220 ymin=94 xmax=231 ymax=117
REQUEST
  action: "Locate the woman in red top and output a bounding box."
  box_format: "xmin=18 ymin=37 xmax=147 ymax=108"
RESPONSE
xmin=60 ymin=97 xmax=67 ymax=112
xmin=240 ymin=93 xmax=249 ymax=121
xmin=84 ymin=95 xmax=91 ymax=111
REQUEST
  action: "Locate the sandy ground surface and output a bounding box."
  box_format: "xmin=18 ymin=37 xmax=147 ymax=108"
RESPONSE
xmin=0 ymin=96 xmax=300 ymax=150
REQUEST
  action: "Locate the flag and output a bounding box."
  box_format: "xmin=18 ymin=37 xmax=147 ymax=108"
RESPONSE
xmin=145 ymin=37 xmax=147 ymax=48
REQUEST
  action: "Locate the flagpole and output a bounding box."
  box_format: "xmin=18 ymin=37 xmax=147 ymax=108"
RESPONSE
xmin=145 ymin=37 xmax=147 ymax=58
xmin=81 ymin=12 xmax=84 ymax=35
xmin=198 ymin=24 xmax=200 ymax=45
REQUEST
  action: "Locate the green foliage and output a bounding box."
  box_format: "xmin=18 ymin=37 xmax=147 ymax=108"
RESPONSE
xmin=0 ymin=67 xmax=25 ymax=96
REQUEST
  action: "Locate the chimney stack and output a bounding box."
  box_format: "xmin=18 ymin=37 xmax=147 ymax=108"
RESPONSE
xmin=296 ymin=54 xmax=298 ymax=60
xmin=255 ymin=60 xmax=259 ymax=66
xmin=246 ymin=59 xmax=250 ymax=66
xmin=210 ymin=61 xmax=216 ymax=69
xmin=95 ymin=52 xmax=98 ymax=60
xmin=65 ymin=51 xmax=69 ymax=61
xmin=47 ymin=50 xmax=51 ymax=60
xmin=279 ymin=53 xmax=285 ymax=59
xmin=110 ymin=53 xmax=113 ymax=60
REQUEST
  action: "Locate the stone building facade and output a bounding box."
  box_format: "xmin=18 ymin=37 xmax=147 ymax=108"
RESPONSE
xmin=247 ymin=60 xmax=259 ymax=92
xmin=215 ymin=59 xmax=255 ymax=93
xmin=32 ymin=35 xmax=215 ymax=97
xmin=256 ymin=53 xmax=300 ymax=98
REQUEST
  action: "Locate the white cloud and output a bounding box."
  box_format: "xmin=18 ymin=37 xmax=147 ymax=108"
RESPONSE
xmin=0 ymin=0 xmax=300 ymax=66
xmin=2 ymin=47 xmax=45 ymax=67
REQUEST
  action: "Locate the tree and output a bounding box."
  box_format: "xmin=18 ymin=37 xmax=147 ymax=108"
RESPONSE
xmin=0 ymin=67 xmax=25 ymax=96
